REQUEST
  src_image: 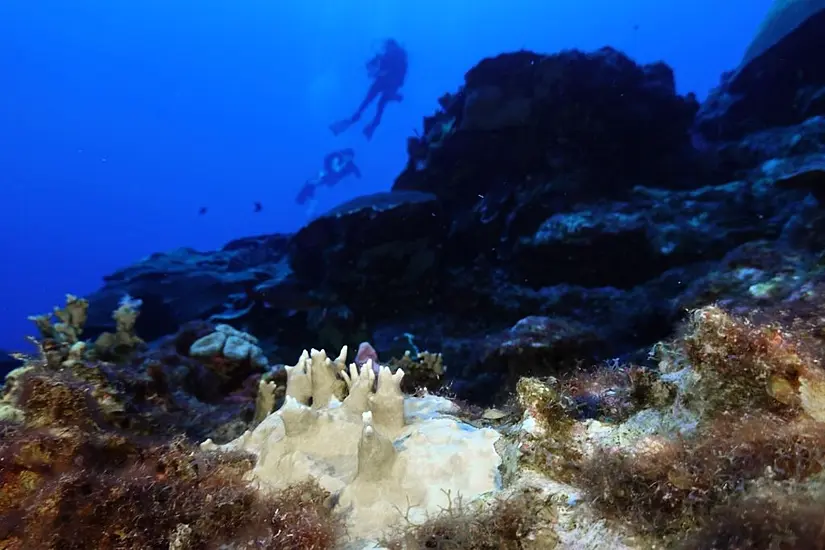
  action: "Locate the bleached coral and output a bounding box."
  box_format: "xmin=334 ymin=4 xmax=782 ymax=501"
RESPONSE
xmin=202 ymin=347 xmax=501 ymax=543
xmin=92 ymin=294 xmax=145 ymax=360
xmin=189 ymin=324 xmax=268 ymax=369
xmin=27 ymin=294 xmax=89 ymax=345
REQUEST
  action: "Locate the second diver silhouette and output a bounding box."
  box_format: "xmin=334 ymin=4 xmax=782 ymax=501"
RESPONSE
xmin=295 ymin=148 xmax=362 ymax=216
xmin=329 ymin=39 xmax=408 ymax=140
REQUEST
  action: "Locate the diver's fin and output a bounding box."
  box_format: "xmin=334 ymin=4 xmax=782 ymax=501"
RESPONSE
xmin=304 ymin=198 xmax=318 ymax=220
xmin=330 ymin=119 xmax=351 ymax=136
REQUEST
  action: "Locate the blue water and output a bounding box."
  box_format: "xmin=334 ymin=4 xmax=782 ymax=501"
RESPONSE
xmin=0 ymin=0 xmax=771 ymax=351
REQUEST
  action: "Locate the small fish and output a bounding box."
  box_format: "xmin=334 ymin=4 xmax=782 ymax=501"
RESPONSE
xmin=253 ymin=201 xmax=262 ymax=213
xmin=198 ymin=207 xmax=208 ymax=215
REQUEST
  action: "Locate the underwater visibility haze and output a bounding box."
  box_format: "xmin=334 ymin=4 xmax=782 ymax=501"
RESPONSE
xmin=1 ymin=0 xmax=770 ymax=349
xmin=8 ymin=0 xmax=825 ymax=548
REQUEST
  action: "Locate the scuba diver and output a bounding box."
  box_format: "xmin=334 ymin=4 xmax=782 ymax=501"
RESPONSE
xmin=295 ymin=148 xmax=362 ymax=206
xmin=330 ymin=39 xmax=408 ymax=140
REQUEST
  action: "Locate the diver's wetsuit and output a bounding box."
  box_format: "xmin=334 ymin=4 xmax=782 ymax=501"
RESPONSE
xmin=295 ymin=149 xmax=361 ymax=205
xmin=330 ymin=39 xmax=408 ymax=140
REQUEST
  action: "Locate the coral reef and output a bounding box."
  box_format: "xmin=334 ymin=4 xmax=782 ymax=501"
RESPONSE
xmin=80 ymin=36 xmax=825 ymax=407
xmin=1 ymin=299 xmax=266 ymax=443
xmin=6 ymin=6 xmax=825 ymax=547
xmin=0 ymin=322 xmax=343 ymax=548
xmin=544 ymin=302 xmax=825 ymax=547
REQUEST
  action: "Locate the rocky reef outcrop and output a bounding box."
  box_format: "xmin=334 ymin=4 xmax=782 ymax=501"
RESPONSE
xmin=77 ymin=32 xmax=825 ymax=405
xmin=395 ymin=47 xmax=702 ymax=205
xmin=696 ymin=0 xmax=825 ymax=143
xmin=6 ymin=300 xmax=825 ymax=548
xmin=694 ymin=1 xmax=825 ymax=200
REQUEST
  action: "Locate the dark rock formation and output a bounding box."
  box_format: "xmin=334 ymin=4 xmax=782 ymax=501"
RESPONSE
xmin=396 ymin=47 xmax=703 ymax=210
xmin=76 ymin=45 xmax=825 ymax=405
xmin=693 ymin=1 xmax=825 ymax=212
xmin=288 ymin=190 xmax=443 ymax=320
xmin=0 ymin=350 xmax=17 ymax=380
xmin=83 ymin=234 xmax=293 ymax=343
xmin=695 ymin=3 xmax=825 ymax=143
